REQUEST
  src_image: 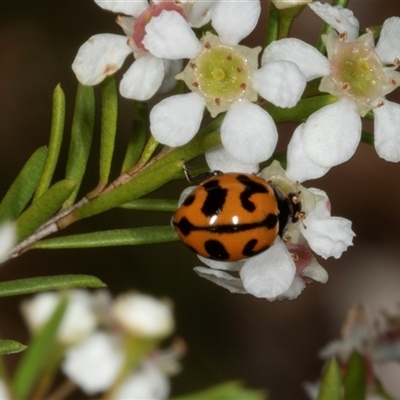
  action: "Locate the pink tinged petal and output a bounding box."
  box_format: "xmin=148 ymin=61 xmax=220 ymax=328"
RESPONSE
xmin=198 ymin=255 xmax=244 ymax=272
xmin=308 ymin=2 xmax=359 ymax=41
xmin=193 ymin=267 xmax=248 ymax=294
xmin=150 ymin=92 xmax=206 ymax=146
xmin=300 ymin=214 xmax=355 ymax=259
xmin=375 ymin=17 xmax=400 ymax=65
xmin=253 ymin=60 xmax=306 ymax=108
xmin=221 ymin=100 xmax=278 ymax=164
xmin=94 ymin=0 xmax=148 ymax=17
xmin=262 ymin=38 xmax=330 ymax=81
xmin=143 ymin=11 xmax=202 ymax=59
xmin=286 ymin=124 xmax=330 ymax=183
xmin=119 ymin=54 xmax=164 ymax=100
xmin=72 ymin=34 xmax=131 ymax=86
xmin=211 ymin=0 xmax=261 ymax=46
xmin=62 ymin=332 xmax=123 ymax=395
xmin=302 ymin=98 xmax=361 ymax=168
xmin=240 ymin=239 xmax=296 ymax=299
xmin=157 ymin=59 xmax=183 ymax=94
xmin=374 ymin=100 xmax=400 ymax=162
xmin=205 ymin=145 xmax=259 ymax=174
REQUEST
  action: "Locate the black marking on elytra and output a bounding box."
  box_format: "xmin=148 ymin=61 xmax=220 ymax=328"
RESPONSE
xmin=182 ymin=194 xmax=195 ymax=207
xmin=201 ymin=179 xmax=228 ymax=217
xmin=242 ymin=239 xmax=270 ymax=258
xmin=175 ymin=213 xmax=279 ymax=236
xmin=204 ymin=239 xmax=230 ymax=260
xmin=236 ymin=174 xmax=269 ymax=213
xmin=273 ymin=186 xmax=293 ymax=236
xmin=173 ymin=216 xmax=194 ymax=236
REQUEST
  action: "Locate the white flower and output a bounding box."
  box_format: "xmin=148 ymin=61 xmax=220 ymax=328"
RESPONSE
xmin=62 ymin=331 xmax=124 ymax=395
xmin=115 ymin=360 xmax=170 ymax=400
xmin=192 ymin=160 xmax=354 ymax=300
xmin=112 ymin=293 xmax=174 ymax=339
xmin=21 ymin=290 xmax=98 ymax=345
xmin=72 ymin=0 xmax=210 ymax=100
xmin=263 ymin=2 xmax=400 ymax=181
xmin=63 ymin=330 xmax=181 ymax=396
xmin=150 ymin=0 xmax=307 ymax=165
xmin=0 ymin=222 xmax=16 ymax=263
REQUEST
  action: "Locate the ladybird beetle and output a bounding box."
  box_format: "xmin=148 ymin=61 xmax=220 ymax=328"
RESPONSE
xmin=173 ymin=170 xmax=302 ymax=262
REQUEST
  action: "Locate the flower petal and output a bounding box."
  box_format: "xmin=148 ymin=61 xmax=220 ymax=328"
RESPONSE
xmin=205 ymin=145 xmax=259 ymax=174
xmin=240 ymin=239 xmax=296 ymax=299
xmin=301 ymin=258 xmax=329 ymax=284
xmin=286 ymin=124 xmax=331 ymax=182
xmin=143 ymin=11 xmax=202 ymax=59
xmin=186 ymin=1 xmax=214 ymax=28
xmin=62 ymin=332 xmax=123 ymax=395
xmin=221 ymin=100 xmax=277 ymax=164
xmin=275 ymin=277 xmax=306 ymax=300
xmin=253 ymin=60 xmax=306 ymax=108
xmin=211 ymin=0 xmax=261 ymax=46
xmin=72 ymin=34 xmax=131 ymax=85
xmin=300 ymin=213 xmax=355 ymax=259
xmin=308 ymin=2 xmax=359 ymax=41
xmin=374 ymin=100 xmax=400 ymax=162
xmin=116 ymin=361 xmax=170 ymax=400
xmin=375 ymin=17 xmax=400 ymax=65
xmin=193 ymin=267 xmax=248 ymax=294
xmin=157 ymin=59 xmax=183 ymax=94
xmin=0 ymin=222 xmax=15 ymax=263
xmin=302 ymin=98 xmax=361 ymax=167
xmin=198 ymin=255 xmax=244 ymax=272
xmin=94 ymin=0 xmax=148 ymax=16
xmin=261 ymin=38 xmax=330 ymax=80
xmin=119 ymin=54 xmax=163 ymax=100
xmin=150 ymin=92 xmax=206 ymax=146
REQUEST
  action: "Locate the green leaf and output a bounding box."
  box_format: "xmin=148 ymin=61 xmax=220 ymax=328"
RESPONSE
xmin=317 ymin=358 xmax=343 ymax=400
xmin=0 ymin=339 xmax=27 ymax=355
xmin=34 ymin=84 xmax=66 ymax=200
xmin=99 ymin=76 xmax=118 ymax=186
xmin=0 ymin=147 xmax=47 ymax=224
xmin=171 ymin=381 xmax=265 ymax=400
xmin=121 ymin=102 xmax=149 ymax=173
xmin=14 ymin=179 xmax=76 ymax=242
xmin=266 ymin=94 xmax=337 ymax=124
xmin=0 ymin=275 xmax=105 ymax=297
xmin=57 ymin=131 xmax=221 ymax=228
xmin=344 ymin=351 xmax=366 ymax=400
xmin=120 ymin=199 xmax=178 ymax=212
xmin=31 ymin=226 xmax=179 ymax=249
xmin=12 ymin=295 xmax=68 ymax=400
xmin=64 ymin=83 xmax=95 ymax=207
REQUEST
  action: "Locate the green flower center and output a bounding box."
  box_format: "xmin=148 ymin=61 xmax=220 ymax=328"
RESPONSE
xmin=196 ymin=46 xmax=249 ymax=100
xmin=331 ymin=42 xmax=384 ymax=103
xmin=176 ymin=33 xmax=259 ymax=117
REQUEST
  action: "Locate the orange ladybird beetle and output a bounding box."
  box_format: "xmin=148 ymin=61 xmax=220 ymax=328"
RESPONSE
xmin=173 ymin=167 xmax=303 ymax=262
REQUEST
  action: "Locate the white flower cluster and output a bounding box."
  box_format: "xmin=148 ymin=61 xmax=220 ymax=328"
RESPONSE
xmin=22 ymin=290 xmax=178 ymax=398
xmin=71 ymin=0 xmax=400 ymax=300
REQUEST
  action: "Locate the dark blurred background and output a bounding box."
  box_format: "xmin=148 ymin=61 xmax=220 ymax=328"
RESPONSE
xmin=1 ymin=1 xmax=400 ymax=399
